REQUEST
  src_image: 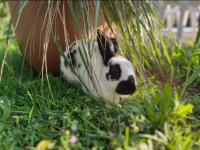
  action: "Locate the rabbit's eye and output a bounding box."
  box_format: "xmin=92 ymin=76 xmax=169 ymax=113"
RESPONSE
xmin=106 ymin=64 xmax=121 ymax=81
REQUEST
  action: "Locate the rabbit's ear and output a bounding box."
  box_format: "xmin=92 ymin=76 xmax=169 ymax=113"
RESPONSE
xmin=97 ymin=30 xmax=119 ymax=66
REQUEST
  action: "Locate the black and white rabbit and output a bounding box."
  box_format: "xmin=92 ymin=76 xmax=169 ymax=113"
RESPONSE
xmin=60 ymin=30 xmax=136 ymax=104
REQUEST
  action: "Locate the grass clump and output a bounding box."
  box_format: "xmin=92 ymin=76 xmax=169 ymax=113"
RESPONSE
xmin=0 ymin=40 xmax=200 ymax=149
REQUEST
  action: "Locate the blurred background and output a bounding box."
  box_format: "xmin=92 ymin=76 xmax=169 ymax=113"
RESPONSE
xmin=159 ymin=1 xmax=200 ymax=42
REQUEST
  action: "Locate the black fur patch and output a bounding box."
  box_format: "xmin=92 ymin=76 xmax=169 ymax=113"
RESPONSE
xmin=78 ymin=64 xmax=81 ymax=68
xmin=97 ymin=30 xmax=119 ymax=66
xmin=106 ymin=63 xmax=121 ymax=81
xmin=116 ymin=75 xmax=136 ymax=95
xmin=64 ymin=59 xmax=68 ymax=67
xmin=111 ymin=38 xmax=119 ymax=54
xmin=67 ymin=50 xmax=77 ymax=66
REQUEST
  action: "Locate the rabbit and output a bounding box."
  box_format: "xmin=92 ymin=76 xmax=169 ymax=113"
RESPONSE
xmin=60 ymin=30 xmax=136 ymax=104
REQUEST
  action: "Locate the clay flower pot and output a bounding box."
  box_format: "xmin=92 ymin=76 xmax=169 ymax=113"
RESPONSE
xmin=8 ymin=1 xmax=102 ymax=76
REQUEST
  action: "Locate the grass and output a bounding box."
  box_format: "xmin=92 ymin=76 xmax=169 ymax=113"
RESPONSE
xmin=0 ymin=1 xmax=200 ymax=150
xmin=0 ymin=43 xmax=147 ymax=149
xmin=0 ymin=39 xmax=200 ymax=150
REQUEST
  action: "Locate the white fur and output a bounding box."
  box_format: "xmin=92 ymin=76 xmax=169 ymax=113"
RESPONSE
xmin=60 ymin=40 xmax=136 ymax=104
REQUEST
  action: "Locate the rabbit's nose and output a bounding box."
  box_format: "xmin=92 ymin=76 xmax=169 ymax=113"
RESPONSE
xmin=115 ymin=75 xmax=136 ymax=95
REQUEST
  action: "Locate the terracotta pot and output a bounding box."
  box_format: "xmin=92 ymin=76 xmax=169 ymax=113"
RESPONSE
xmin=8 ymin=1 xmax=102 ymax=76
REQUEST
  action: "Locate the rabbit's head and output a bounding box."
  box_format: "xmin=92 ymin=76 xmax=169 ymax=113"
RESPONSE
xmin=96 ymin=30 xmax=136 ymax=100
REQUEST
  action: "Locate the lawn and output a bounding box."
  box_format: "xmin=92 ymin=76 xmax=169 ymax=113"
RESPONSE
xmin=0 ymin=1 xmax=200 ymax=150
